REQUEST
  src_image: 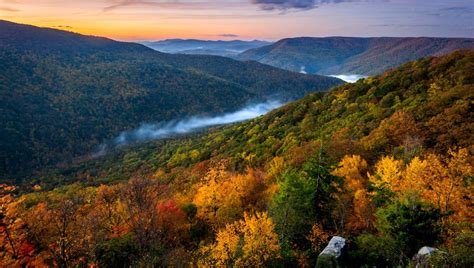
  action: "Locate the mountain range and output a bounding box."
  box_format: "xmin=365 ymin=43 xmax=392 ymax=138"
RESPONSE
xmin=237 ymin=37 xmax=474 ymax=75
xmin=141 ymin=39 xmax=271 ymax=57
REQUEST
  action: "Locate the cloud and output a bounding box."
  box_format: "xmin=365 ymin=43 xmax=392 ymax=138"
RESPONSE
xmin=251 ymin=0 xmax=384 ymax=11
xmin=103 ymin=0 xmax=244 ymax=12
xmin=104 ymin=0 xmax=196 ymax=12
xmin=438 ymin=6 xmax=473 ymax=16
xmin=440 ymin=6 xmax=472 ymax=13
xmin=52 ymin=25 xmax=73 ymax=29
xmin=218 ymin=33 xmax=240 ymax=38
xmin=0 ymin=6 xmax=19 ymax=12
xmin=252 ymin=0 xmax=316 ymax=11
xmin=371 ymin=23 xmax=442 ymax=28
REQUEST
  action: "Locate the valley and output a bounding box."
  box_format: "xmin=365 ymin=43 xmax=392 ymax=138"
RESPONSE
xmin=0 ymin=20 xmax=341 ymax=181
xmin=0 ymin=7 xmax=473 ymax=266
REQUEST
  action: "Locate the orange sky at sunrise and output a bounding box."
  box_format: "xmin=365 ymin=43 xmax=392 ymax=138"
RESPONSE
xmin=1 ymin=0 xmax=473 ymax=41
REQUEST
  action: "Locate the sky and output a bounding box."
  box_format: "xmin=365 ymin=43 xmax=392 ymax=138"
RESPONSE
xmin=1 ymin=0 xmax=473 ymax=41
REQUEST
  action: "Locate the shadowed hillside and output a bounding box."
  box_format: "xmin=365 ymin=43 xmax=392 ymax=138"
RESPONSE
xmin=0 ymin=20 xmax=342 ymax=180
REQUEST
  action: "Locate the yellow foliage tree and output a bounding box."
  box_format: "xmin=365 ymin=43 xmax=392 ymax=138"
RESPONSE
xmin=306 ymin=223 xmax=329 ymax=253
xmin=200 ymin=212 xmax=280 ymax=267
xmin=414 ymin=149 xmax=473 ymax=222
xmin=193 ymin=166 xmax=268 ymax=229
xmin=370 ymin=148 xmax=473 ymax=223
xmin=368 ymin=156 xmax=404 ymax=191
xmin=331 ymin=155 xmax=374 ymax=232
xmin=267 ymin=156 xmax=285 ymax=179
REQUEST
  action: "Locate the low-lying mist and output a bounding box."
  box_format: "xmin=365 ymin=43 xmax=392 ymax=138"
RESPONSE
xmin=92 ymin=100 xmax=283 ymax=157
xmin=329 ymin=74 xmax=368 ymax=83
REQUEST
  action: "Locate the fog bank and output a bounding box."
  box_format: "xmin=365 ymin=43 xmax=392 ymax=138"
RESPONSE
xmin=329 ymin=74 xmax=368 ymax=83
xmin=91 ymin=100 xmax=283 ymax=156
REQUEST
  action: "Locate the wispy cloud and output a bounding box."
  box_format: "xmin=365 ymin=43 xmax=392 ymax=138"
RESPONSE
xmin=372 ymin=23 xmax=443 ymax=28
xmin=440 ymin=6 xmax=472 ymax=13
xmin=250 ymin=0 xmax=372 ymax=11
xmin=103 ymin=0 xmax=244 ymax=12
xmin=439 ymin=6 xmax=472 ymax=16
xmin=0 ymin=6 xmax=19 ymax=12
xmin=52 ymin=25 xmax=74 ymax=29
xmin=218 ymin=33 xmax=240 ymax=38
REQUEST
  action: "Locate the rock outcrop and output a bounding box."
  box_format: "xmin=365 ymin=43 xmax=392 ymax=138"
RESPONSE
xmin=317 ymin=236 xmax=346 ymax=267
xmin=413 ymin=246 xmax=446 ymax=268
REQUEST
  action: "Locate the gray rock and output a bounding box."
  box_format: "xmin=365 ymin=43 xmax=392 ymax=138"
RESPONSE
xmin=413 ymin=246 xmax=446 ymax=268
xmin=319 ymin=236 xmax=346 ymax=258
xmin=418 ymin=246 xmax=437 ymax=256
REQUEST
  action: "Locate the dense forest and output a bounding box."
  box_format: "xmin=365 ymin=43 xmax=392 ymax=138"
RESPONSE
xmin=0 ymin=20 xmax=342 ymax=181
xmin=237 ymin=36 xmax=474 ymax=75
xmin=1 ymin=49 xmax=472 ymax=266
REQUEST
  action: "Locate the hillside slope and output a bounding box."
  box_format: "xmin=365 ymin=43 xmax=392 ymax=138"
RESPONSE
xmin=41 ymin=49 xmax=473 ymax=188
xmin=0 ymin=20 xmax=342 ymax=180
xmin=2 ymin=50 xmax=472 ymax=268
xmin=238 ymin=37 xmax=474 ymax=75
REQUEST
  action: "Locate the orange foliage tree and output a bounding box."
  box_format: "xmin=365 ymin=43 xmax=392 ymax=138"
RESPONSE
xmin=306 ymin=223 xmax=329 ymax=253
xmin=0 ymin=193 xmax=45 ymax=266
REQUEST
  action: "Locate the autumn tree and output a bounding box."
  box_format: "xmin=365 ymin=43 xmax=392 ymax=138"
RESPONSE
xmin=119 ymin=177 xmax=173 ymax=264
xmin=0 ymin=193 xmax=43 ymax=266
xmin=370 ymin=148 xmax=473 ymax=223
xmin=405 ymin=148 xmax=473 ymax=222
xmin=369 ymin=155 xmax=404 ymax=192
xmin=87 ymin=184 xmax=128 ymax=246
xmin=325 ymin=127 xmax=362 ymax=162
xmin=25 ymin=197 xmax=91 ymax=267
xmin=361 ymin=111 xmax=422 ymax=156
xmin=331 ymin=155 xmax=374 ymax=233
xmin=200 ymin=212 xmax=280 ymax=267
xmin=306 ymin=223 xmax=329 ymax=253
xmin=426 ymin=101 xmax=473 ymax=152
xmin=193 ymin=165 xmax=267 ymax=229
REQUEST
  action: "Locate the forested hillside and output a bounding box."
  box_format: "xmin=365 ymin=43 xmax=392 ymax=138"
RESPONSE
xmin=0 ymin=20 xmax=341 ymax=180
xmin=2 ymin=50 xmax=472 ymax=267
xmin=238 ymin=36 xmax=474 ymax=75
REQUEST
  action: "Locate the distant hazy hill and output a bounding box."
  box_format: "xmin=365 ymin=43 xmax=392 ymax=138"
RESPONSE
xmin=238 ymin=37 xmax=474 ymax=75
xmin=141 ymin=39 xmax=271 ymax=57
xmin=0 ymin=20 xmax=341 ymax=180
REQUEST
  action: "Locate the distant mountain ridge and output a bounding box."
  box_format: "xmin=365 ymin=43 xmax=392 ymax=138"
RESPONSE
xmin=237 ymin=36 xmax=474 ymax=75
xmin=141 ymin=39 xmax=271 ymax=57
xmin=0 ymin=20 xmax=341 ymax=180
